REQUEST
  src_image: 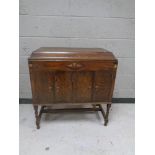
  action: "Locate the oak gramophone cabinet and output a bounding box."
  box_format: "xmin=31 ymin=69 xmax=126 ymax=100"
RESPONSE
xmin=28 ymin=47 xmax=118 ymax=129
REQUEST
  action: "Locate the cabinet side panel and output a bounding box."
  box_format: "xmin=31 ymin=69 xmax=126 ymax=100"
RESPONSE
xmin=29 ymin=63 xmax=37 ymax=104
xmin=94 ymin=71 xmax=113 ymax=102
xmin=109 ymin=66 xmax=118 ymax=101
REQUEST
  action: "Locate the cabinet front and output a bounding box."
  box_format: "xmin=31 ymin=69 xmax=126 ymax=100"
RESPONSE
xmin=30 ymin=62 xmax=114 ymax=104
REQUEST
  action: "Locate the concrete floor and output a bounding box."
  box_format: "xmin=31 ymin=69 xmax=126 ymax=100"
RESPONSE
xmin=19 ymin=104 xmax=135 ymax=155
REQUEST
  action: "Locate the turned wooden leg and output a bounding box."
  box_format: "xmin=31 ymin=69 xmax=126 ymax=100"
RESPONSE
xmin=33 ymin=105 xmax=40 ymax=129
xmin=104 ymin=104 xmax=111 ymax=126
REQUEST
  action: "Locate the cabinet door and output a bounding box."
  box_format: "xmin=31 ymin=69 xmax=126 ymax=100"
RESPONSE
xmin=55 ymin=71 xmax=72 ymax=103
xmin=30 ymin=70 xmax=54 ymax=104
xmin=31 ymin=70 xmax=73 ymax=104
xmin=94 ymin=71 xmax=113 ymax=102
xmin=73 ymin=71 xmax=92 ymax=103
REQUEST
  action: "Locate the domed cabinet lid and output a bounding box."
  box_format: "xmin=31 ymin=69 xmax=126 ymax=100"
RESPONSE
xmin=29 ymin=47 xmax=117 ymax=62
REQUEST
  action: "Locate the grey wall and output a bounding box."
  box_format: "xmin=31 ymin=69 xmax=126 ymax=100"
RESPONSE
xmin=19 ymin=0 xmax=135 ymax=98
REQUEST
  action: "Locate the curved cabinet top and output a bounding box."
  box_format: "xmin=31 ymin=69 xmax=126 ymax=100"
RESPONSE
xmin=28 ymin=47 xmax=118 ymax=62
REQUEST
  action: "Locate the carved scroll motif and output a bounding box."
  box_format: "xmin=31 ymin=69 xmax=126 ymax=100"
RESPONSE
xmin=66 ymin=62 xmax=83 ymax=70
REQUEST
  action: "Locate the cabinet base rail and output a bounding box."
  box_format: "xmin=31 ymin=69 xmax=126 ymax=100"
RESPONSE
xmin=33 ymin=104 xmax=111 ymax=129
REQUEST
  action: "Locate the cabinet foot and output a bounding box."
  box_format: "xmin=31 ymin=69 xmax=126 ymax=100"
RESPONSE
xmin=104 ymin=104 xmax=111 ymax=126
xmin=97 ymin=104 xmax=111 ymax=126
xmin=33 ymin=105 xmax=44 ymax=129
xmin=104 ymin=120 xmax=108 ymax=126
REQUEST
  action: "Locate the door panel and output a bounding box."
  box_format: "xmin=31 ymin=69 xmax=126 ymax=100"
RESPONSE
xmin=55 ymin=72 xmax=72 ymax=103
xmin=31 ymin=70 xmax=54 ymax=104
xmin=94 ymin=71 xmax=112 ymax=102
xmin=30 ymin=68 xmax=113 ymax=104
xmin=73 ymin=71 xmax=92 ymax=102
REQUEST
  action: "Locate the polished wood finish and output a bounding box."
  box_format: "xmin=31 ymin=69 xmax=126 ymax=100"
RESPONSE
xmin=28 ymin=47 xmax=118 ymax=129
xmin=29 ymin=47 xmax=117 ymax=61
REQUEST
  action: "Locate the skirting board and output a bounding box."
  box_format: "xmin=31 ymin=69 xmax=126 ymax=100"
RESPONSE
xmin=19 ymin=98 xmax=135 ymax=104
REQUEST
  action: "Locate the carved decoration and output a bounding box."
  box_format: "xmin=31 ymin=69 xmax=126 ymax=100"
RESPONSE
xmin=66 ymin=62 xmax=83 ymax=70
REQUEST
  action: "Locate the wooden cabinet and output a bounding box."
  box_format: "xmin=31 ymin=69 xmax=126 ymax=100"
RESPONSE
xmin=28 ymin=47 xmax=118 ymax=129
